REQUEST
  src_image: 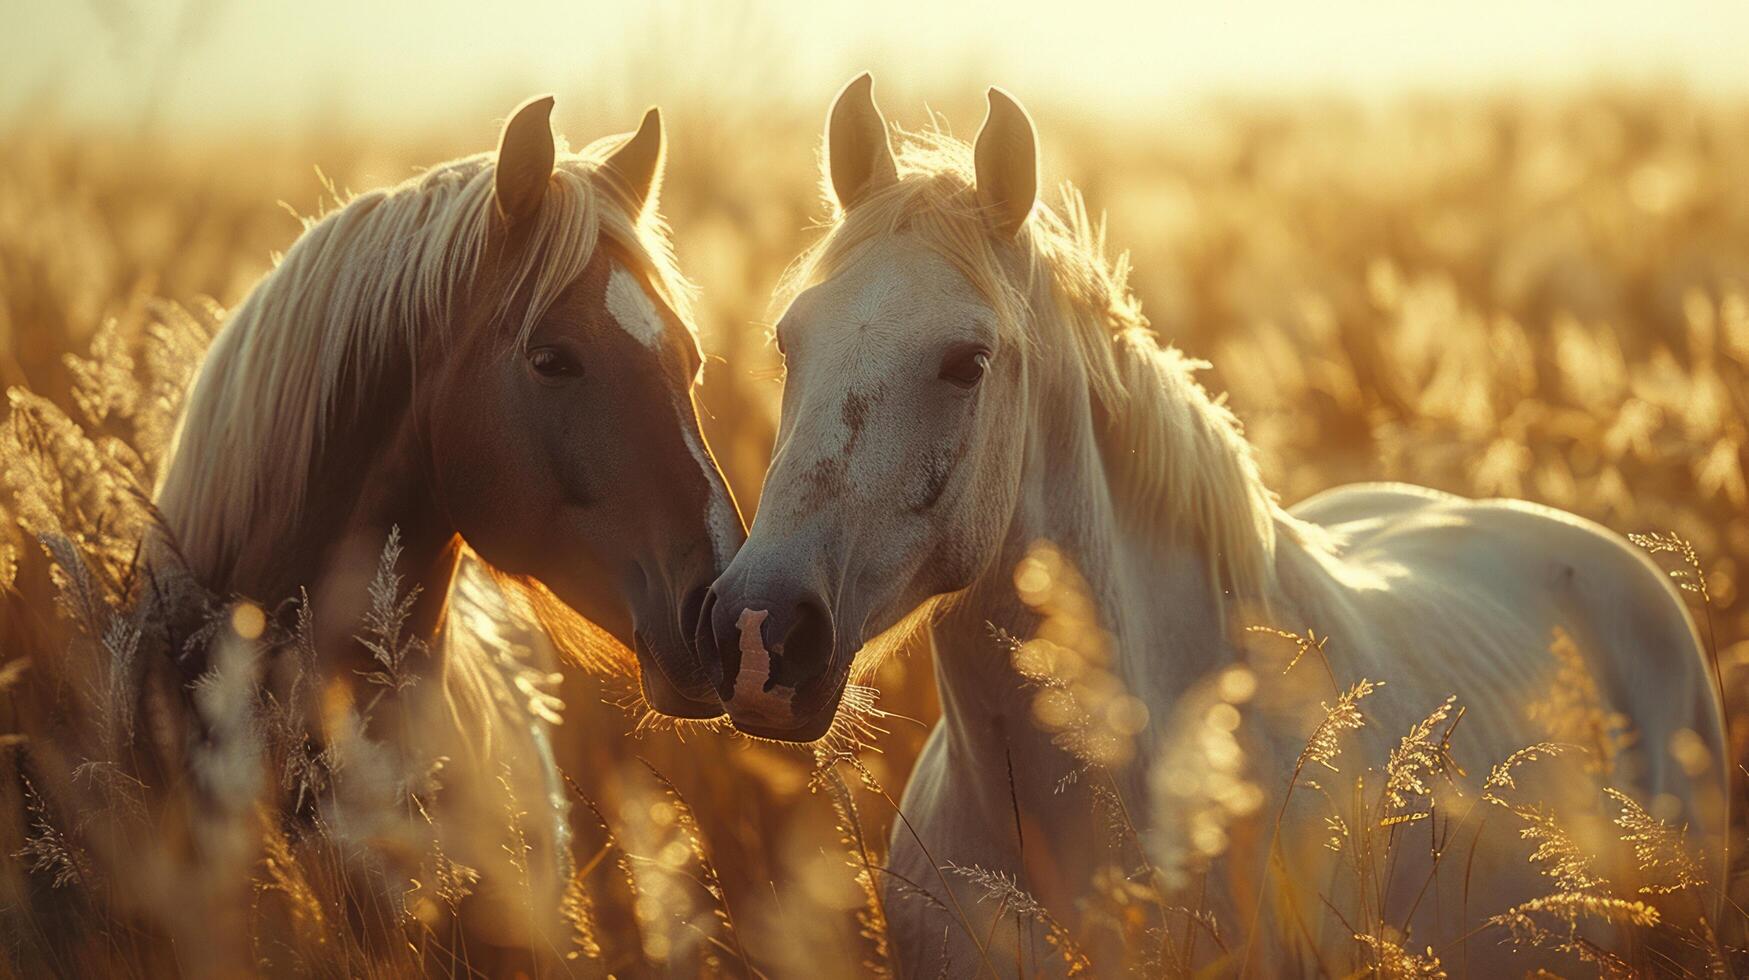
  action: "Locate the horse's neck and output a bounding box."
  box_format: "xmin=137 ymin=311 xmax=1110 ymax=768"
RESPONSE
xmin=278 ymin=406 xmax=464 ymax=661
xmin=929 ymin=362 xmax=1237 ymax=817
xmin=161 ymin=363 xmax=460 ymax=656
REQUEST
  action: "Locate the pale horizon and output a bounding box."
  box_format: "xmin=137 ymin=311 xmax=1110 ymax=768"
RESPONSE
xmin=7 ymin=0 xmax=1749 ymax=134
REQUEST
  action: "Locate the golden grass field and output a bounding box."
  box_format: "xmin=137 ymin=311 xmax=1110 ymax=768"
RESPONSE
xmin=1 ymin=82 xmax=1747 ymax=976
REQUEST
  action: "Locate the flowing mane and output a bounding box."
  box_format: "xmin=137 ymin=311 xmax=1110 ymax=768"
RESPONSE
xmin=157 ymin=132 xmax=694 ymax=588
xmin=782 ymin=127 xmax=1299 ymax=604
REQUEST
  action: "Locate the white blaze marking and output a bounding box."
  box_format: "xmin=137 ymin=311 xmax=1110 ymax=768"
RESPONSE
xmin=605 ymin=266 xmax=666 ymax=348
xmin=607 ymin=262 xmax=740 ymax=564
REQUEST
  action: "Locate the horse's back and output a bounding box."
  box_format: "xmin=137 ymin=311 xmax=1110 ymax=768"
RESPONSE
xmin=1280 ymin=483 xmax=1730 ymax=970
xmin=1292 ymin=480 xmax=1463 ymax=527
xmin=1295 ymin=482 xmax=1728 ymax=856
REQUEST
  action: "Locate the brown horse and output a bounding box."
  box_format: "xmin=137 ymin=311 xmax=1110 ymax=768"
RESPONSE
xmin=155 ymin=95 xmax=742 ymax=718
xmin=147 ymin=97 xmax=745 ymax=952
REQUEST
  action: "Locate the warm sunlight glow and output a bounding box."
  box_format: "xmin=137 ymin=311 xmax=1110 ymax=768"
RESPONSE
xmin=3 ymin=3 xmax=1745 ymax=976
xmin=7 ymin=0 xmax=1749 ymax=131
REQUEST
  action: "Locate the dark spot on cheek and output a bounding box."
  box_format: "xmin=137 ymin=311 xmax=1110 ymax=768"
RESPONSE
xmin=840 ymin=383 xmax=883 ymax=454
xmin=841 ymin=391 xmax=868 ymax=446
xmin=795 ymin=384 xmax=887 ymax=512
xmin=800 ymin=455 xmax=848 ymax=511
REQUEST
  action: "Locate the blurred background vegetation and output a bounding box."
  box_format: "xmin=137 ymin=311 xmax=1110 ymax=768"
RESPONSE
xmin=3 ymin=0 xmax=1748 ymax=974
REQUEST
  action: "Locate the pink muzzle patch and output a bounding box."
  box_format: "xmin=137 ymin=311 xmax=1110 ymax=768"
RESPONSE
xmin=731 ymin=607 xmax=794 ymax=724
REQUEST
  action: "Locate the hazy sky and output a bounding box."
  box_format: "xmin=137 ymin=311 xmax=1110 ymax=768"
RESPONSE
xmin=7 ymin=0 xmax=1749 ymax=131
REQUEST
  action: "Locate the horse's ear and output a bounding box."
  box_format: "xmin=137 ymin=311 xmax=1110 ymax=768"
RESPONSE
xmin=827 ymin=72 xmax=897 ymax=212
xmin=495 ymin=95 xmax=557 ymax=226
xmin=973 ymin=87 xmax=1038 ymax=239
xmin=599 ymin=107 xmax=665 ymax=217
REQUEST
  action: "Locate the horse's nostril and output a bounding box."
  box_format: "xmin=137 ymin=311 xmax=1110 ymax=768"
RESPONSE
xmin=768 ymin=596 xmax=833 ymax=690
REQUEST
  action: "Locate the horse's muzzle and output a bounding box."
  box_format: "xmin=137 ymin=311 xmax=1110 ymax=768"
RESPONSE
xmin=633 ymin=581 xmax=725 ymax=719
xmin=697 ymin=584 xmax=842 ymax=741
xmin=634 ymin=633 xmax=722 ymax=718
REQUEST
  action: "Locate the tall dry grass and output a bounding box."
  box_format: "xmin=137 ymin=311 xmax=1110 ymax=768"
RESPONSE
xmin=1 ymin=83 xmax=1747 ymax=976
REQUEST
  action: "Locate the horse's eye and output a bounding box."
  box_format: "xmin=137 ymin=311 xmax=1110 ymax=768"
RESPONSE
xmin=528 ymin=347 xmax=581 ymax=380
xmin=939 ymin=348 xmax=990 ymax=389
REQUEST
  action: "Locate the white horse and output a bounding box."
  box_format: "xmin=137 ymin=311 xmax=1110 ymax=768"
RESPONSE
xmin=699 ymin=74 xmax=1730 ymax=975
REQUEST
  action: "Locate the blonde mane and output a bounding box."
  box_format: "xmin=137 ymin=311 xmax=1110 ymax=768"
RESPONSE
xmin=784 ymin=128 xmax=1294 ymax=603
xmin=156 ymin=133 xmax=693 ymax=589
